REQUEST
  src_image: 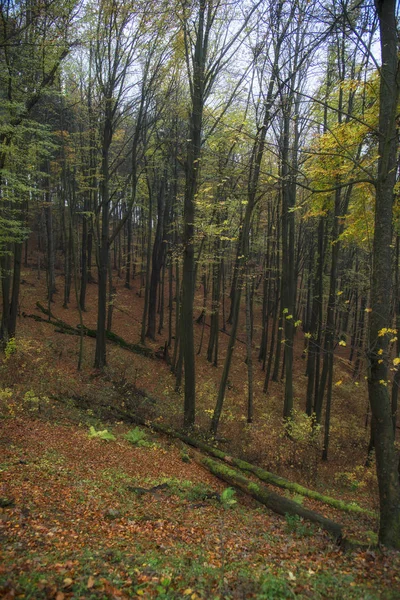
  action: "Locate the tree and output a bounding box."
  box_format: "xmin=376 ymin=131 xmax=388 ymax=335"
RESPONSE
xmin=91 ymin=0 xmax=168 ymax=368
xmin=179 ymin=0 xmax=260 ymax=428
xmin=0 ymin=0 xmax=78 ymax=344
xmin=367 ymin=0 xmax=400 ymax=549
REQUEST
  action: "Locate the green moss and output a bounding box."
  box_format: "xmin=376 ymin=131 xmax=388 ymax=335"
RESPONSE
xmin=248 ymin=482 xmax=260 ymax=494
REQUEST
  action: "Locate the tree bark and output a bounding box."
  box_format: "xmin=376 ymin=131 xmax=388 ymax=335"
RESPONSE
xmin=367 ymin=0 xmax=400 ymax=549
xmin=200 ymin=456 xmax=343 ymax=540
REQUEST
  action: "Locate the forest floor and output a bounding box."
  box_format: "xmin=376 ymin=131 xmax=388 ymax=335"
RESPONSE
xmin=0 ymin=263 xmax=400 ymax=598
xmin=1 ymin=407 xmax=400 ymax=599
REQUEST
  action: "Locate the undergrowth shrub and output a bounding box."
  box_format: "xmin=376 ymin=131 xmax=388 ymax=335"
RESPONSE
xmin=330 ymin=414 xmax=368 ymax=457
xmin=284 ymin=410 xmax=322 ymax=485
xmin=284 ymin=514 xmax=315 ymax=537
xmin=88 ymin=426 xmax=116 ymax=441
xmin=334 ymin=462 xmax=377 ymax=506
xmin=23 ymin=389 xmax=49 ymax=413
xmin=124 ymin=427 xmax=150 ymax=447
xmin=4 ymin=338 xmax=17 ymax=360
xmin=0 ymin=387 xmax=14 ymax=417
xmin=258 ymin=573 xmax=294 ymax=599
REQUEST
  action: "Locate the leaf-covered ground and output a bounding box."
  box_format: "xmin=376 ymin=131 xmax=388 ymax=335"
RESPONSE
xmin=1 ymin=408 xmax=400 ymax=599
xmin=1 ymin=265 xmax=399 ymax=597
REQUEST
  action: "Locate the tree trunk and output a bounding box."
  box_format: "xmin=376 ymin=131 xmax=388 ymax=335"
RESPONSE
xmin=147 ymin=177 xmax=166 ymax=340
xmin=367 ymin=0 xmax=400 ymax=549
xmin=8 ymin=242 xmax=22 ymax=338
xmin=201 ymin=457 xmax=343 ymax=540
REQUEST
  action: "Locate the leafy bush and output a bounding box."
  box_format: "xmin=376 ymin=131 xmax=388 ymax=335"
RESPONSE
xmin=258 ymin=573 xmax=295 ymax=599
xmin=23 ymin=389 xmax=49 ymax=413
xmin=4 ymin=338 xmax=17 ymax=360
xmin=180 ymin=450 xmax=191 ymax=463
xmin=284 ymin=514 xmax=315 ymax=537
xmin=0 ymin=388 xmax=14 ymax=416
xmin=124 ymin=427 xmax=150 ymax=447
xmin=88 ymin=426 xmax=116 ymax=441
xmin=284 ymin=409 xmax=322 ymax=484
xmin=220 ymin=487 xmax=236 ymax=509
xmin=334 ymin=464 xmax=376 ymax=492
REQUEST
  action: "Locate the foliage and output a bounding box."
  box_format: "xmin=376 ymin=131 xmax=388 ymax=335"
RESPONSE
xmin=23 ymin=390 xmax=49 ymax=413
xmin=124 ymin=427 xmax=150 ymax=447
xmin=284 ymin=410 xmax=321 ymax=483
xmin=284 ymin=514 xmax=315 ymax=538
xmin=0 ymin=387 xmax=14 ymax=417
xmin=258 ymin=572 xmax=295 ymax=599
xmin=4 ymin=338 xmax=16 ymax=360
xmin=1 ymin=403 xmax=398 ymax=599
xmin=220 ymin=486 xmax=237 ymax=509
xmin=88 ymin=426 xmax=116 ymax=442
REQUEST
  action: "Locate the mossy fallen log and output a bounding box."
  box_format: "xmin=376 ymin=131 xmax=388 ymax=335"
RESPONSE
xmin=24 ymin=303 xmax=154 ymax=359
xmin=137 ymin=423 xmax=374 ymax=518
xmin=100 ymin=402 xmax=374 ymax=519
xmin=22 ymin=311 xmax=75 ymax=332
xmin=199 ymin=455 xmax=343 ymax=541
xmin=95 ymin=402 xmax=344 ymax=540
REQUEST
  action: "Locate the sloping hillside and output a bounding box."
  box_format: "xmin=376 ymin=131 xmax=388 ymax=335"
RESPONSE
xmin=1 ymin=402 xmax=400 ymax=599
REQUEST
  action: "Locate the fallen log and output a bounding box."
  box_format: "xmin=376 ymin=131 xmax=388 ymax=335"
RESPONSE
xmin=23 ymin=304 xmax=154 ymax=359
xmin=199 ymin=455 xmax=343 ymax=541
xmin=141 ymin=423 xmax=374 ymax=517
xmin=95 ymin=402 xmax=345 ymax=540
xmin=100 ymin=401 xmax=375 ymax=518
xmin=22 ymin=312 xmax=75 ymax=332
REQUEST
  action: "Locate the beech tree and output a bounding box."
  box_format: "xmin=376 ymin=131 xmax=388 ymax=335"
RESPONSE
xmin=179 ymin=0 xmax=260 ymax=428
xmin=91 ymin=0 xmax=169 ymax=368
xmin=0 ymin=0 xmax=78 ymax=344
xmin=367 ymin=0 xmax=400 ymax=549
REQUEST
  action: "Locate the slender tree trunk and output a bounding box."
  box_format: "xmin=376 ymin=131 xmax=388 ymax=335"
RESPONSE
xmin=79 ymin=193 xmax=89 ymax=310
xmin=44 ymin=167 xmax=56 ymax=302
xmin=8 ymin=242 xmax=22 ymax=338
xmin=0 ymin=252 xmax=11 ymax=343
xmin=246 ymin=267 xmax=254 ymax=423
xmin=141 ymin=173 xmax=153 ymax=344
xmin=147 ymin=177 xmax=166 ymax=340
xmin=94 ymin=109 xmax=112 ymax=369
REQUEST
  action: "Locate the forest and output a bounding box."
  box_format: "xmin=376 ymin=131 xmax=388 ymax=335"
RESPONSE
xmin=1 ymin=0 xmax=400 ymax=598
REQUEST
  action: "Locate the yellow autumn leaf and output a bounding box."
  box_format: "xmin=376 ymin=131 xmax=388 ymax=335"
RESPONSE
xmin=335 ymin=380 xmax=343 ymax=386
xmin=87 ymin=576 xmax=95 ymax=589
